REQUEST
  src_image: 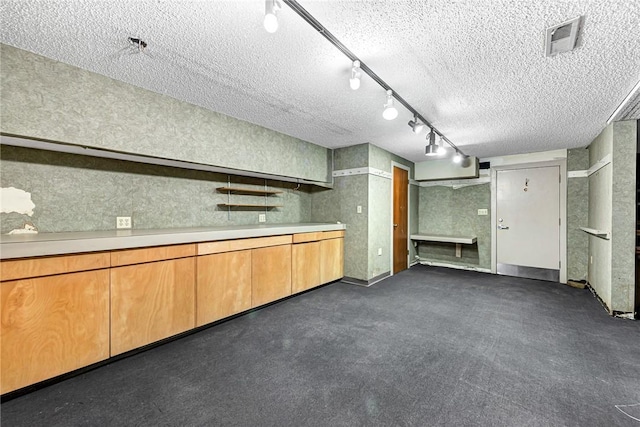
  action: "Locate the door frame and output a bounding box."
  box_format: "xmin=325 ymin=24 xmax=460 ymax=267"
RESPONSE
xmin=390 ymin=162 xmax=411 ymax=276
xmin=491 ymin=159 xmax=567 ymax=283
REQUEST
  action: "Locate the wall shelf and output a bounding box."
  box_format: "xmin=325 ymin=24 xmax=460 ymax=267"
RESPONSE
xmin=579 ymin=227 xmax=611 ymax=240
xmin=218 ymin=203 xmax=283 ymax=208
xmin=217 ymin=187 xmax=282 ymax=195
xmin=219 ymin=177 xmax=283 ymax=218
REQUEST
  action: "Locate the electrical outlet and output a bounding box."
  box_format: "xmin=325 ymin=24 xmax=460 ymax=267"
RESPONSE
xmin=117 ymin=216 xmax=131 ymax=229
xmin=377 ymin=248 xmax=382 ymax=256
xmin=477 ymin=209 xmax=488 ymax=216
xmin=357 ymin=205 xmax=362 ymax=214
xmin=258 ymin=214 xmax=266 ymax=223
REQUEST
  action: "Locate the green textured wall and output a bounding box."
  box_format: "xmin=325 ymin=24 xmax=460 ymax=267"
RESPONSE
xmin=610 ymin=120 xmax=636 ymax=313
xmin=0 ymin=146 xmax=312 ymax=233
xmin=567 ymin=148 xmax=589 ymax=281
xmin=588 ymin=124 xmax=614 ymax=309
xmin=417 ymin=184 xmax=491 ymax=269
xmin=586 ymin=121 xmax=636 ymax=313
xmin=0 ymin=44 xmax=331 ymax=183
xmin=311 ymin=143 xmax=417 ymax=282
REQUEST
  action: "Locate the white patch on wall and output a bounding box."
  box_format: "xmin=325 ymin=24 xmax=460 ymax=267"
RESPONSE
xmin=1 ymin=187 xmax=35 ymax=216
xmin=8 ymin=223 xmax=38 ymax=234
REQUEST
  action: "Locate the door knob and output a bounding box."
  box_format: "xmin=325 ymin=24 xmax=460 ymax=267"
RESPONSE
xmin=497 ymin=225 xmax=509 ymax=230
xmin=393 ymin=223 xmax=398 ymax=227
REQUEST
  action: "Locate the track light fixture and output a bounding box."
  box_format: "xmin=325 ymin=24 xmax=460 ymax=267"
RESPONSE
xmin=453 ymin=150 xmax=463 ymax=163
xmin=349 ymin=60 xmax=361 ymax=90
xmin=408 ymin=115 xmax=424 ymax=134
xmin=264 ymin=0 xmax=281 ymax=33
xmin=383 ymin=90 xmax=398 ymax=120
xmin=425 ymin=130 xmax=439 ymax=156
xmin=272 ymin=0 xmax=470 ymax=163
xmin=437 ymin=135 xmax=446 ymax=155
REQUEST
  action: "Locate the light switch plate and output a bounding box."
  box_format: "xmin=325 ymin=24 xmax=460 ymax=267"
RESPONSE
xmin=477 ymin=209 xmax=488 ymax=216
xmin=258 ymin=214 xmax=266 ymax=223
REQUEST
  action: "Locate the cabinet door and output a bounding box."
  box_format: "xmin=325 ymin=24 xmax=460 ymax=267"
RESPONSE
xmin=320 ymin=238 xmax=344 ymax=284
xmin=1 ymin=270 xmax=110 ymax=394
xmin=292 ymin=242 xmax=321 ymax=294
xmin=252 ymin=245 xmax=292 ymax=307
xmin=197 ymin=250 xmax=252 ymax=326
xmin=111 ymin=258 xmax=195 ymax=356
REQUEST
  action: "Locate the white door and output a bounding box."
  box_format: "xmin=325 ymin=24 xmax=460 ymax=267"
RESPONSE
xmin=496 ymin=166 xmax=560 ymax=281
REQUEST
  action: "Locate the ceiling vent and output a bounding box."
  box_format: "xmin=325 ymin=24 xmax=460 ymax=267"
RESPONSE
xmin=545 ymin=16 xmax=582 ymax=57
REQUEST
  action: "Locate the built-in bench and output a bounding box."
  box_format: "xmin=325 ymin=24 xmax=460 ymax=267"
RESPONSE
xmin=410 ymin=233 xmax=477 ymax=258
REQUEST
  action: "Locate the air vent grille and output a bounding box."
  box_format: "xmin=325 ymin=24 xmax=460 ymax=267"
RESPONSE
xmin=545 ymin=16 xmax=582 ymax=57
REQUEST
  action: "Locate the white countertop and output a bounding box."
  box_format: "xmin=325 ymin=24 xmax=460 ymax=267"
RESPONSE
xmin=0 ymin=223 xmax=346 ymax=259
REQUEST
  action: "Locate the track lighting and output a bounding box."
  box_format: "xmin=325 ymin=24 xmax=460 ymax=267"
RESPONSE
xmin=349 ymin=60 xmax=361 ymax=90
xmin=425 ymin=130 xmax=439 ymax=156
xmin=269 ymin=1 xmax=469 ymax=161
xmin=408 ymin=115 xmax=424 ymax=134
xmin=437 ymin=135 xmax=446 ymax=155
xmin=383 ymin=90 xmax=398 ymax=120
xmin=264 ymin=0 xmax=281 ymax=33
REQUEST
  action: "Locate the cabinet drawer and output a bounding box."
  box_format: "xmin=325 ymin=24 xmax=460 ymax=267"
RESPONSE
xmin=198 ymin=235 xmax=292 ymax=255
xmin=293 ymin=232 xmax=323 ymax=243
xmin=322 ymin=230 xmax=345 ymax=240
xmin=0 ymin=252 xmax=110 ymax=282
xmin=111 ymin=244 xmax=195 ymax=267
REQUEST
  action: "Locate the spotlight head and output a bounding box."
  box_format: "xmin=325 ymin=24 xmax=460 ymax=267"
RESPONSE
xmin=424 ymin=130 xmax=439 ymax=156
xmin=383 ymin=90 xmax=398 ymax=120
xmin=453 ymin=151 xmax=463 ymax=163
xmin=408 ymin=116 xmax=424 ymax=134
xmin=349 ymin=60 xmax=361 ymax=90
xmin=264 ymin=0 xmax=280 ymax=33
xmin=437 ymin=135 xmax=446 ymax=154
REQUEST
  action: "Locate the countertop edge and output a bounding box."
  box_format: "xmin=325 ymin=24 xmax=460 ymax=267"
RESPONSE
xmin=0 ymin=223 xmax=346 ymax=260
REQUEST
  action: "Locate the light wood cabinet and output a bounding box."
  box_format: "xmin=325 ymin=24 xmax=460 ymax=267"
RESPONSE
xmin=252 ymin=245 xmax=292 ymax=307
xmin=0 ymin=229 xmax=343 ymax=394
xmin=197 ymin=250 xmax=252 ymax=326
xmin=1 ymin=267 xmax=109 ymax=394
xmin=110 ymin=257 xmax=195 ymax=356
xmin=292 ymin=241 xmax=321 ymax=294
xmin=320 ymin=237 xmax=344 ymax=284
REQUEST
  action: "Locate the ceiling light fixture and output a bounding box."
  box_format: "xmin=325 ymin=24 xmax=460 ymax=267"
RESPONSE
xmin=349 ymin=60 xmax=361 ymax=90
xmin=408 ymin=115 xmax=424 ymax=134
xmin=453 ymin=150 xmax=464 ymax=164
xmin=280 ymin=0 xmax=469 ymax=162
xmin=264 ymin=0 xmax=281 ymax=33
xmin=383 ymin=90 xmax=398 ymax=120
xmin=437 ymin=135 xmax=446 ymax=155
xmin=425 ymin=130 xmax=439 ymax=156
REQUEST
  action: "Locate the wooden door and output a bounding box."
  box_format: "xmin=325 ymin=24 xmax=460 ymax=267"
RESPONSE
xmin=252 ymin=244 xmax=292 ymax=307
xmin=292 ymin=242 xmax=321 ymax=294
xmin=320 ymin=237 xmax=344 ymax=283
xmin=196 ymin=250 xmax=252 ymax=326
xmin=1 ymin=270 xmax=110 ymax=394
xmin=393 ymin=166 xmax=409 ymax=274
xmin=110 ymin=258 xmax=196 ymax=355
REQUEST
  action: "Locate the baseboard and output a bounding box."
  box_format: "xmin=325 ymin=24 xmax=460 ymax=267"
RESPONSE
xmin=417 ymin=259 xmax=491 ymax=274
xmin=584 ymin=282 xmax=635 ymax=319
xmin=342 ymin=271 xmax=391 ymax=287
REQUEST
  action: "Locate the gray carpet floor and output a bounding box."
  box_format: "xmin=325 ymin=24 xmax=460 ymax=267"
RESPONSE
xmin=2 ymin=265 xmax=640 ymax=426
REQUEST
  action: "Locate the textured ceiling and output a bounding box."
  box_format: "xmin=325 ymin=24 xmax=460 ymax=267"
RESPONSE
xmin=1 ymin=0 xmax=639 ymax=162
